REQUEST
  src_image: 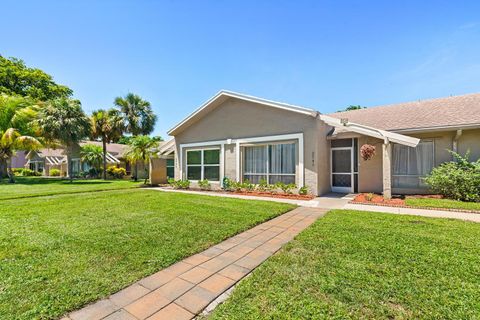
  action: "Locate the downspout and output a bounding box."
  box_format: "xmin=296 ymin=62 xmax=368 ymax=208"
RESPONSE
xmin=452 ymin=129 xmax=462 ymax=154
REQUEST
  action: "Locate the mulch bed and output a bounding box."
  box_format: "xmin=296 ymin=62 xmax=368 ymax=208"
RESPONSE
xmin=351 ymin=193 xmax=480 ymax=214
xmin=353 ymin=193 xmax=406 ymax=206
xmin=231 ymin=190 xmax=315 ymax=200
xmin=161 ymin=187 xmax=315 ymax=200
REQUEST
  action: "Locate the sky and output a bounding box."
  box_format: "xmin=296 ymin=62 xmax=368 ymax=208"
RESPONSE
xmin=2 ymin=0 xmax=480 ymax=139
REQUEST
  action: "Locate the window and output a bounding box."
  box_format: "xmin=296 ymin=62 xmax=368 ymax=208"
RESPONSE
xmin=186 ymin=149 xmax=220 ymax=181
xmin=243 ymin=143 xmax=296 ymax=184
xmin=166 ymin=158 xmax=174 ymax=179
xmin=29 ymin=161 xmax=44 ymax=172
xmin=71 ymin=159 xmax=81 ymax=174
xmin=392 ymin=140 xmax=434 ymax=188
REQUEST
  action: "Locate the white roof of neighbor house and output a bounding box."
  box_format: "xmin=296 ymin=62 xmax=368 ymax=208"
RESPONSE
xmin=167 ymin=90 xmax=419 ymax=147
xmin=158 ymin=139 xmax=175 ymax=155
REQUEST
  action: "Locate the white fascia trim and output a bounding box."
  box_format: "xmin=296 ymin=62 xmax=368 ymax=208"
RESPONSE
xmin=392 ymin=123 xmax=480 ymax=134
xmin=168 ymin=90 xmax=317 ymax=135
xmin=320 ymin=115 xmax=420 ymax=147
xmin=235 ymin=133 xmax=304 ymax=188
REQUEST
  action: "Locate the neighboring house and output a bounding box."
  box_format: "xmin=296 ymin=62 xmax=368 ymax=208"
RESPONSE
xmin=25 ymin=141 xmax=152 ymax=178
xmin=154 ymin=90 xmax=480 ymax=197
xmin=11 ymin=151 xmax=27 ymax=168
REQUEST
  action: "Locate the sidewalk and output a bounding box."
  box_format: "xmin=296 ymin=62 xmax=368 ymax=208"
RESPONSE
xmin=64 ymin=207 xmax=327 ymax=320
xmin=344 ymin=203 xmax=480 ymax=223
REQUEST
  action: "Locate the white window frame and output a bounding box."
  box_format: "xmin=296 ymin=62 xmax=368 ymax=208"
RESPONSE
xmin=186 ymin=148 xmax=220 ymax=182
xmin=242 ymin=143 xmax=297 ymax=185
xmin=392 ymin=139 xmax=435 ymax=189
xmin=236 ymin=133 xmax=304 ymax=187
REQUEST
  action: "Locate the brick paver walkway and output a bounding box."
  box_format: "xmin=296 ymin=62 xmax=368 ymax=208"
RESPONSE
xmin=63 ymin=207 xmax=327 ymax=320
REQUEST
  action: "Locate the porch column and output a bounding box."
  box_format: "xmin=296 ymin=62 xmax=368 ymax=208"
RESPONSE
xmin=382 ymin=141 xmax=392 ymax=199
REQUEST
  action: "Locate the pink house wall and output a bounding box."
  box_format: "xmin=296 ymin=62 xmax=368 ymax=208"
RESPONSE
xmin=11 ymin=151 xmax=27 ymax=168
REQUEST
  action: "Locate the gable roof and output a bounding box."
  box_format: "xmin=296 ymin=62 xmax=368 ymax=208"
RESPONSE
xmin=168 ymin=90 xmax=318 ymax=136
xmin=330 ymin=93 xmax=480 ymax=132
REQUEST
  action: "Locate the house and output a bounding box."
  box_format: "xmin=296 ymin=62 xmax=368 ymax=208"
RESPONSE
xmin=153 ymin=91 xmax=480 ymax=197
xmin=11 ymin=151 xmax=27 ymax=169
xmin=25 ymin=141 xmax=150 ymax=178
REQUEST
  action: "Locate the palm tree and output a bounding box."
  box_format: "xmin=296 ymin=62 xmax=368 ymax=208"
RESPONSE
xmin=90 ymin=109 xmax=124 ymax=179
xmin=0 ymin=94 xmax=41 ymax=182
xmin=80 ymin=144 xmax=103 ymax=177
xmin=36 ymin=98 xmax=91 ymax=180
xmin=114 ymin=93 xmax=157 ymax=136
xmin=0 ymin=129 xmax=41 ymax=183
xmin=124 ymin=135 xmax=159 ymax=184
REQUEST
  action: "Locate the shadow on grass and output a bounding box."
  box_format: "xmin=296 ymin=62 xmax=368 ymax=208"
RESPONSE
xmin=0 ymin=177 xmax=133 ymax=186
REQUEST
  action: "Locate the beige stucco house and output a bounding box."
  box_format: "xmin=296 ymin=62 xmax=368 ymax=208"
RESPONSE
xmin=154 ymin=91 xmax=480 ymax=197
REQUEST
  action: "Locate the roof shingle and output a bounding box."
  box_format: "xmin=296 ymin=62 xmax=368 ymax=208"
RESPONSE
xmin=329 ymin=93 xmax=480 ymax=132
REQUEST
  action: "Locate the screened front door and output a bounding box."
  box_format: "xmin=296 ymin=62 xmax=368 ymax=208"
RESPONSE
xmin=331 ymin=138 xmax=357 ymax=193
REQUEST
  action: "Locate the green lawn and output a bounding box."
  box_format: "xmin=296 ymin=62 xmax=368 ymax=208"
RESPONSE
xmin=405 ymin=197 xmax=480 ymax=211
xmin=0 ymin=176 xmax=142 ymax=200
xmin=210 ymin=210 xmax=480 ymax=320
xmin=0 ymin=189 xmax=294 ymax=320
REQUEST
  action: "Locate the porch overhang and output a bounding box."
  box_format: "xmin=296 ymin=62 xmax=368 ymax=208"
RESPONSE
xmin=158 ymin=139 xmax=175 ymax=156
xmin=45 ymin=156 xmax=66 ymax=165
xmin=106 ymin=153 xmax=121 ymax=164
xmin=320 ymin=115 xmax=420 ymax=147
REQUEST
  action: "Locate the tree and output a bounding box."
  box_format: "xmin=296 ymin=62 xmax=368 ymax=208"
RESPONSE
xmin=337 ymin=105 xmax=365 ymax=112
xmin=0 ymin=129 xmax=41 ymax=183
xmin=0 ymin=94 xmax=41 ymax=182
xmin=124 ymin=135 xmax=159 ymax=184
xmin=114 ymin=93 xmax=157 ymax=136
xmin=118 ymin=135 xmax=162 ymax=145
xmin=0 ymin=56 xmax=72 ymax=101
xmin=90 ymin=109 xmax=124 ymax=179
xmin=36 ymin=98 xmax=91 ymax=180
xmin=80 ymin=144 xmax=103 ymax=177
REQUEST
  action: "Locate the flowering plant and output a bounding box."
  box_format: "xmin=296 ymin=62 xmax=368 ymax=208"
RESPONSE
xmin=360 ymin=144 xmax=376 ymax=161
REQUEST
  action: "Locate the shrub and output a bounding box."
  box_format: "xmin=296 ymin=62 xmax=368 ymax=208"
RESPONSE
xmin=49 ymin=168 xmax=61 ymax=177
xmin=17 ymin=168 xmax=41 ymax=176
xmin=169 ymin=179 xmax=190 ymax=189
xmin=365 ymin=193 xmax=375 ymax=201
xmin=198 ymin=179 xmax=211 ymax=190
xmin=12 ymin=168 xmax=24 ymax=176
xmin=88 ymin=167 xmax=99 ymax=178
xmin=298 ymin=186 xmax=309 ymax=195
xmin=107 ymin=166 xmax=127 ymax=179
xmin=425 ymin=151 xmax=480 ymax=202
xmin=274 ymin=181 xmax=297 ymax=194
xmin=229 ymin=181 xmax=242 ymax=192
xmin=222 ymin=177 xmax=234 ymax=191
xmin=78 ymin=171 xmax=89 ymax=178
xmin=256 ymin=179 xmax=269 ymax=192
xmin=243 ymin=180 xmax=255 ymax=192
